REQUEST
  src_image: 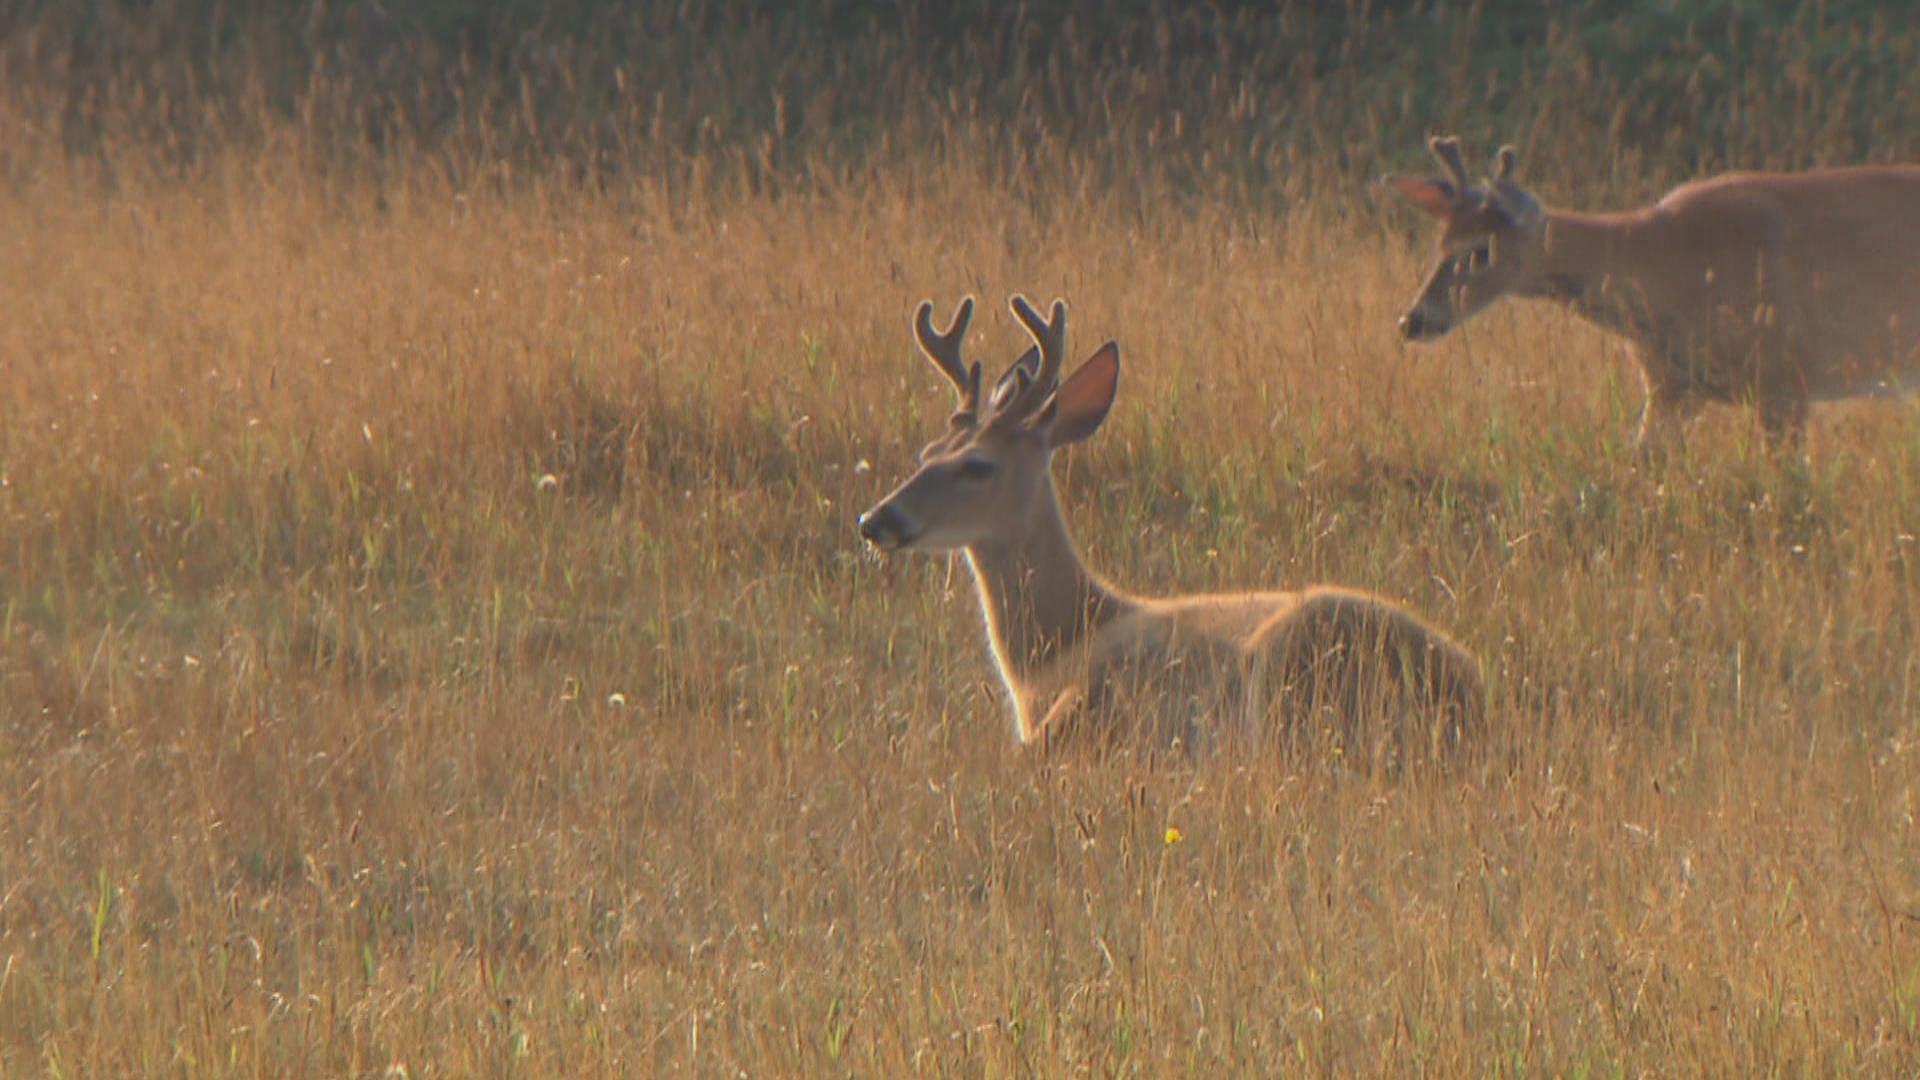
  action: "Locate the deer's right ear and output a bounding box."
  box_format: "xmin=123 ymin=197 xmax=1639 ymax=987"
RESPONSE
xmin=1380 ymin=176 xmax=1457 ymax=219
xmin=1044 ymin=342 xmax=1120 ymax=448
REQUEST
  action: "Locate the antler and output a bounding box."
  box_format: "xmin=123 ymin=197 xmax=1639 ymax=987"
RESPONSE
xmin=1492 ymin=144 xmax=1518 ymax=183
xmin=1002 ymin=295 xmax=1067 ymax=422
xmin=1485 ymin=143 xmax=1542 ymax=224
xmin=913 ymin=297 xmax=981 ymax=414
xmin=1428 ymin=136 xmax=1471 ymax=194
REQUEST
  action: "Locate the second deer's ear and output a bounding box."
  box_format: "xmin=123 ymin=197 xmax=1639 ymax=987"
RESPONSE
xmin=1380 ymin=175 xmax=1457 ymax=218
xmin=1042 ymin=342 xmax=1120 ymax=448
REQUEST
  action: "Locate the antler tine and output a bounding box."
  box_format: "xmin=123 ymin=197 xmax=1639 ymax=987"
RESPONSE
xmin=913 ymin=297 xmax=980 ymax=411
xmin=1006 ymin=295 xmax=1067 ymax=416
xmin=1492 ymin=144 xmax=1519 ymax=183
xmin=1428 ymin=135 xmax=1470 ymax=191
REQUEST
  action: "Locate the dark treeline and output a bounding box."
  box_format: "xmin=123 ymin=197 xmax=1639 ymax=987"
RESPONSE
xmin=4 ymin=0 xmax=1917 ymax=199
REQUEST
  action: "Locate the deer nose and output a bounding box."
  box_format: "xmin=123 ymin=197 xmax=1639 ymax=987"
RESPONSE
xmin=1399 ymin=308 xmax=1448 ymax=341
xmin=857 ymin=504 xmax=910 ymax=549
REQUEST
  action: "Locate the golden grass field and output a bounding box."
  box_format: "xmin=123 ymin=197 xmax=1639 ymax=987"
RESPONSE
xmin=8 ymin=6 xmax=1920 ymax=1073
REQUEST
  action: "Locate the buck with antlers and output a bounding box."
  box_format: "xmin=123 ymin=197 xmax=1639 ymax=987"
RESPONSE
xmin=857 ymin=295 xmax=1482 ymax=759
xmin=1383 ymin=137 xmax=1920 ymax=448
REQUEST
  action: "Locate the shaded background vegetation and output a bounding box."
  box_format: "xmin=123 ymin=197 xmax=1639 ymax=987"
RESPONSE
xmin=8 ymin=0 xmax=1920 ymax=199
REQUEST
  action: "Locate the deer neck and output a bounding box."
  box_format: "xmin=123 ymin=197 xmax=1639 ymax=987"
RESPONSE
xmin=1534 ymin=208 xmax=1668 ymax=338
xmin=963 ymin=478 xmax=1125 ymax=705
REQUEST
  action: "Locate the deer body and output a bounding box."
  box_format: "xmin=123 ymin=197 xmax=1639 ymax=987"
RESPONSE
xmin=1013 ymin=583 xmax=1480 ymax=755
xmin=1387 ymin=140 xmax=1920 ymax=445
xmin=859 ymin=296 xmax=1481 ymax=757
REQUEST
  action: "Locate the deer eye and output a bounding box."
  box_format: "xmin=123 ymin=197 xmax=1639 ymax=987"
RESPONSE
xmin=955 ymin=457 xmax=997 ymax=481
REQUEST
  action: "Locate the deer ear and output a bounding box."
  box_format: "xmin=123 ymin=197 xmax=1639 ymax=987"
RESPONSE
xmin=1042 ymin=342 xmax=1119 ymax=448
xmin=1380 ymin=175 xmax=1457 ymax=218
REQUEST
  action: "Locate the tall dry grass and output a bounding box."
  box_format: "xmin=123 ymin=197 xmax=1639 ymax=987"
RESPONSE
xmin=5 ymin=3 xmax=1920 ymax=1075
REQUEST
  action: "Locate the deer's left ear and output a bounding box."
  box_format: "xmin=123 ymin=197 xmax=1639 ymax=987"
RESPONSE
xmin=1040 ymin=341 xmax=1119 ymax=447
xmin=1380 ymin=175 xmax=1457 ymax=218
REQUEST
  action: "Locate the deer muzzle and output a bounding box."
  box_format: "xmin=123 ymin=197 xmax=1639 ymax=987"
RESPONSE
xmin=1398 ymin=308 xmax=1449 ymax=341
xmin=856 ymin=503 xmax=917 ymax=551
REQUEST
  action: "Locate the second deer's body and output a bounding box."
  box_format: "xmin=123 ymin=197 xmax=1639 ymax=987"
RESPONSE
xmin=1386 ymin=138 xmax=1920 ymax=446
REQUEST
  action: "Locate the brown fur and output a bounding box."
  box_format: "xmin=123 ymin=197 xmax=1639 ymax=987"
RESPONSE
xmin=1386 ymin=138 xmax=1920 ymax=446
xmin=1028 ymin=586 xmax=1484 ymax=762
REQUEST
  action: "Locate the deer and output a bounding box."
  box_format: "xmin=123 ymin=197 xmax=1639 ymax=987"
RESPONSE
xmin=856 ymin=295 xmax=1483 ymax=761
xmin=1382 ymin=136 xmax=1920 ymax=450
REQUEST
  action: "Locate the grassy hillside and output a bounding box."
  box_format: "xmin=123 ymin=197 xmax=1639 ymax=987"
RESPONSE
xmin=5 ymin=1 xmax=1920 ymax=1073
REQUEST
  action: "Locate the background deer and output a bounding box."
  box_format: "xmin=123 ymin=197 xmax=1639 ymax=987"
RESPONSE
xmin=857 ymin=295 xmax=1483 ymax=759
xmin=1383 ymin=137 xmax=1920 ymax=448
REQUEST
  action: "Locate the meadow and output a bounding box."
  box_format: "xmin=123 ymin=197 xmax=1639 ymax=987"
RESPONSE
xmin=7 ymin=1 xmax=1920 ymax=1074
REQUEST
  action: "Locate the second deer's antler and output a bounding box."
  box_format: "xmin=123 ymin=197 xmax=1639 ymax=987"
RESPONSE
xmin=1427 ymin=136 xmax=1470 ymax=196
xmin=1493 ymin=145 xmax=1519 ymax=183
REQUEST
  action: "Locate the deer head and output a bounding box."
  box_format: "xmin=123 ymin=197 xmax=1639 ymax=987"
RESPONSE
xmin=858 ymin=295 xmax=1120 ymax=553
xmin=1382 ymin=136 xmax=1546 ymax=340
